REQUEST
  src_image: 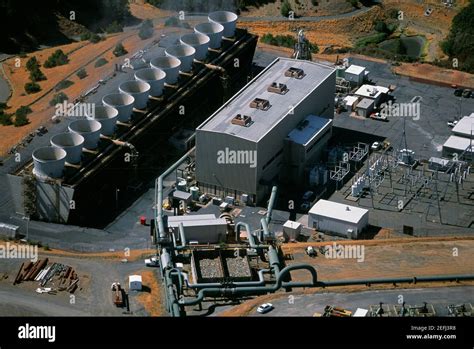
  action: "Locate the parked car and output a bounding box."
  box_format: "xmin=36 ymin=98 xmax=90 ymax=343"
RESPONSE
xmin=257 ymin=303 xmax=274 ymax=314
xmin=144 ymin=256 xmax=160 ymax=267
xmin=447 ymin=120 xmax=458 ymax=128
xmin=454 ymin=88 xmax=464 ymax=97
xmin=300 ymin=202 xmax=310 ymax=211
xmin=370 ymin=112 xmax=387 ymax=121
xmin=462 ymin=89 xmax=472 ymax=98
xmin=371 ymin=141 xmax=381 ymax=150
xmin=424 ymin=8 xmax=433 ymax=16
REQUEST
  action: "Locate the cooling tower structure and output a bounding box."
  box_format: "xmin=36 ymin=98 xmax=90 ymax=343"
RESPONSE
xmin=119 ymin=81 xmax=151 ymax=110
xmin=194 ymin=22 xmax=224 ymax=49
xmin=165 ymin=44 xmax=196 ymax=72
xmin=208 ymin=11 xmax=238 ymax=38
xmin=102 ymin=93 xmax=135 ymax=122
xmin=50 ymin=133 xmax=85 ymax=164
xmin=134 ymin=68 xmax=166 ymax=97
xmin=85 ymin=105 xmax=119 ymax=136
xmin=32 ymin=146 xmax=67 ymax=179
xmin=68 ymin=120 xmax=102 ymax=150
xmin=150 ymin=56 xmax=181 ymax=84
xmin=180 ymin=33 xmax=210 ymax=61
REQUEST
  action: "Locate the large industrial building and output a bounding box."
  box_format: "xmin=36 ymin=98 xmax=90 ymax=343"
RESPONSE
xmin=195 ymin=58 xmax=336 ymax=204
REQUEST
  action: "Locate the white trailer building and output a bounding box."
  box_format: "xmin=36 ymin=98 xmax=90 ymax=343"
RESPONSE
xmin=452 ymin=116 xmax=474 ymax=139
xmin=166 ymin=214 xmax=228 ymax=243
xmin=344 ymin=64 xmax=367 ymax=87
xmin=308 ymin=199 xmax=369 ymax=238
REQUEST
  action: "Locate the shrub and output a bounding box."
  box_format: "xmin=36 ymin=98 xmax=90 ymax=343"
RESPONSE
xmin=80 ymin=32 xmax=92 ymax=41
xmin=164 ymin=17 xmax=179 ymax=27
xmin=76 ymin=68 xmax=87 ymax=79
xmin=43 ymin=49 xmax=69 ymax=68
xmin=54 ymin=79 xmax=74 ymax=91
xmin=14 ymin=106 xmax=32 ymax=127
xmin=139 ymin=19 xmax=154 ymax=40
xmin=113 ymin=43 xmax=127 ymax=57
xmin=0 ymin=112 xmax=13 ymax=126
xmin=281 ymin=0 xmax=293 ymax=17
xmin=49 ymin=92 xmax=68 ymax=107
xmin=29 ymin=67 xmax=46 ymax=82
xmin=90 ymin=33 xmax=102 ymax=43
xmin=105 ymin=21 xmax=123 ymax=34
xmin=95 ymin=57 xmax=108 ymax=68
xmin=24 ymin=82 xmax=41 ymax=94
xmin=0 ymin=102 xmax=7 ymax=110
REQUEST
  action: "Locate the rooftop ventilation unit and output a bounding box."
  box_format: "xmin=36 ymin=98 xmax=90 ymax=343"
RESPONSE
xmin=285 ymin=67 xmax=305 ymax=79
xmin=249 ymin=98 xmax=271 ymax=111
xmin=267 ymin=82 xmax=288 ymax=94
xmin=231 ymin=114 xmax=252 ymax=127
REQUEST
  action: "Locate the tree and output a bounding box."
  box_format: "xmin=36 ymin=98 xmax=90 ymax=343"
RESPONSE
xmin=24 ymin=82 xmax=41 ymax=94
xmin=90 ymin=33 xmax=102 ymax=43
xmin=76 ymin=68 xmax=87 ymax=79
xmin=44 ymin=49 xmax=69 ymax=68
xmin=281 ymin=0 xmax=293 ymax=17
xmin=14 ymin=107 xmax=30 ymax=126
xmin=0 ymin=112 xmax=13 ymax=126
xmin=113 ymin=42 xmax=127 ymax=57
xmin=139 ymin=19 xmax=154 ymax=40
xmin=29 ymin=67 xmax=46 ymax=82
xmin=105 ymin=21 xmax=123 ymax=34
xmin=26 ymin=56 xmax=40 ymax=71
xmin=49 ymin=92 xmax=69 ymax=107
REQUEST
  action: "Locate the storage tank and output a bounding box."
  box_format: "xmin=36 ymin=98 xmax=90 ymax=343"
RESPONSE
xmin=50 ymin=132 xmax=85 ymax=164
xmin=32 ymin=146 xmax=67 ymax=179
xmin=134 ymin=68 xmax=166 ymax=97
xmin=180 ymin=33 xmax=210 ymax=61
xmin=194 ymin=22 xmax=224 ymax=49
xmin=119 ymin=80 xmax=151 ymax=110
xmin=150 ymin=56 xmax=181 ymax=84
xmin=190 ymin=186 xmax=199 ymax=201
xmin=85 ymin=105 xmax=119 ymax=136
xmin=102 ymin=93 xmax=135 ymax=122
xmin=68 ymin=119 xmax=102 ymax=150
xmin=336 ymin=66 xmax=345 ymax=78
xmin=177 ymin=179 xmax=187 ymax=191
xmin=208 ymin=11 xmax=238 ymax=38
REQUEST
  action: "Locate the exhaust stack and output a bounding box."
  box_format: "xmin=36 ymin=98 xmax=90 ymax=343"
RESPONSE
xmin=32 ymin=146 xmax=67 ymax=179
xmin=150 ymin=56 xmax=181 ymax=84
xmin=119 ymin=80 xmax=151 ymax=110
xmin=208 ymin=11 xmax=238 ymax=38
xmin=68 ymin=119 xmax=102 ymax=150
xmin=180 ymin=33 xmax=210 ymax=61
xmin=134 ymin=68 xmax=166 ymax=97
xmin=102 ymin=93 xmax=135 ymax=122
xmin=194 ymin=22 xmax=224 ymax=49
xmin=50 ymin=132 xmax=85 ymax=164
xmin=165 ymin=44 xmax=196 ymax=72
xmin=85 ymin=105 xmax=119 ymax=136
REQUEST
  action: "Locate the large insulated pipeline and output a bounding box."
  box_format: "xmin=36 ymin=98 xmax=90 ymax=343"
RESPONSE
xmin=178 ymin=222 xmax=186 ymax=247
xmin=155 ymin=145 xmax=195 ymax=240
xmin=266 ymin=186 xmax=278 ymax=225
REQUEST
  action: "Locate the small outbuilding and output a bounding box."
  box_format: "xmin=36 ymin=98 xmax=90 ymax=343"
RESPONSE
xmin=129 ymin=275 xmax=142 ymax=291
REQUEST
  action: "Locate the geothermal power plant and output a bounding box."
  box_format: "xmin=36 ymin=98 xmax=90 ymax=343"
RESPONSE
xmin=7 ymin=11 xmax=257 ymax=226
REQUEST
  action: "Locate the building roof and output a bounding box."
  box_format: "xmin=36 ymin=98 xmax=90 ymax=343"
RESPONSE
xmin=356 ymin=98 xmax=374 ymax=109
xmin=283 ymin=220 xmax=302 ymax=229
xmin=287 ymin=114 xmax=332 ymax=146
xmin=197 ymin=57 xmax=335 ymax=142
xmin=129 ymin=275 xmax=142 ymax=283
xmin=452 ymin=116 xmax=474 ymax=138
xmin=345 ymin=64 xmax=365 ymax=75
xmin=309 ymin=199 xmax=369 ymax=224
xmin=354 ymin=84 xmax=389 ymax=99
xmin=443 ymin=135 xmax=474 ymax=153
xmin=343 ymin=95 xmax=359 ymax=106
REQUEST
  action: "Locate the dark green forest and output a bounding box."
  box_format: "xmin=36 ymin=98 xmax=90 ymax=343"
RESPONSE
xmin=440 ymin=0 xmax=474 ymax=73
xmin=0 ymin=0 xmax=134 ymax=53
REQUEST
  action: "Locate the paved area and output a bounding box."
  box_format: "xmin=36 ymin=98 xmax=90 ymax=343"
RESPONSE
xmin=245 ymin=286 xmax=474 ymax=317
xmin=0 ymin=253 xmax=154 ymax=316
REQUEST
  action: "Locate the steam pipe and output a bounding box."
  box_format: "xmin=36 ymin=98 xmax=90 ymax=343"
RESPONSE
xmin=178 ymin=222 xmax=186 ymax=247
xmin=155 ymin=145 xmax=195 ymax=240
xmin=266 ymin=186 xmax=278 ymax=225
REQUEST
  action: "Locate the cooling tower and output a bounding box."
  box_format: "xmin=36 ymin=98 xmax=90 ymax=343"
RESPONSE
xmin=180 ymin=33 xmax=210 ymax=61
xmin=68 ymin=119 xmax=102 ymax=150
xmin=85 ymin=105 xmax=119 ymax=136
xmin=165 ymin=44 xmax=196 ymax=72
xmin=134 ymin=68 xmax=166 ymax=97
xmin=194 ymin=22 xmax=224 ymax=49
xmin=119 ymin=80 xmax=151 ymax=110
xmin=102 ymin=93 xmax=135 ymax=122
xmin=32 ymin=146 xmax=67 ymax=179
xmin=50 ymin=132 xmax=85 ymax=164
xmin=208 ymin=11 xmax=238 ymax=38
xmin=150 ymin=56 xmax=181 ymax=84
